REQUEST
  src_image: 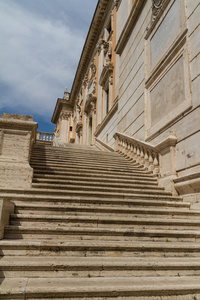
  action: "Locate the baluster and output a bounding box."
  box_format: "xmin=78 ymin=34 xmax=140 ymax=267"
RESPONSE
xmin=129 ymin=144 xmax=134 ymax=160
xmin=140 ymin=147 xmax=144 ymax=165
xmin=148 ymin=151 xmax=154 ymax=171
xmin=153 ymin=153 xmax=159 ymax=174
xmin=133 ymin=145 xmax=137 ymax=162
xmin=124 ymin=141 xmax=128 ymax=156
xmin=135 ymin=146 xmax=140 ymax=163
xmin=126 ymin=142 xmax=131 ymax=158
xmin=144 ymin=149 xmax=149 ymax=169
xmin=121 ymin=140 xmax=125 ymax=154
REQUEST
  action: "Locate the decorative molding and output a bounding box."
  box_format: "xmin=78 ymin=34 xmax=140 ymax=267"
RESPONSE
xmin=51 ymin=98 xmax=73 ymax=124
xmin=114 ymin=0 xmax=122 ymax=10
xmin=115 ymin=0 xmax=146 ymax=55
xmin=75 ymin=121 xmax=82 ymax=133
xmin=69 ymin=0 xmax=112 ymax=104
xmin=151 ymin=0 xmax=166 ymax=24
xmin=84 ymin=94 xmax=97 ymax=114
xmin=60 ymin=111 xmax=71 ymax=121
xmin=99 ymin=62 xmax=114 ymax=89
xmin=96 ymin=37 xmax=104 ymax=54
xmin=145 ymin=0 xmax=171 ymax=39
xmin=82 ymin=74 xmax=89 ymax=87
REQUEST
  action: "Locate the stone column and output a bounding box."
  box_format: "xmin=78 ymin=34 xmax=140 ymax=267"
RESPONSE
xmin=0 ymin=113 xmax=38 ymax=189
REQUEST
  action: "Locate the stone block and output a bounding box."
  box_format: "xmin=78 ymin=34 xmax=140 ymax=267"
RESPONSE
xmin=188 ymin=3 xmax=200 ymax=35
xmin=186 ymin=0 xmax=200 ymax=18
xmin=189 ymin=24 xmax=200 ymax=61
xmin=0 ymin=114 xmax=37 ymax=189
xmin=176 ymin=131 xmax=200 ymax=172
xmin=0 ymin=199 xmax=14 ymax=239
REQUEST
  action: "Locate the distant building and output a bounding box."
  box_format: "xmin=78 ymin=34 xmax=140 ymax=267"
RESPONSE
xmin=52 ymin=0 xmax=200 ymax=204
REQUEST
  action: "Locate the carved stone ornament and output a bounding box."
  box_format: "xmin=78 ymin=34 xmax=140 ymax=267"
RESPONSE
xmin=84 ymin=94 xmax=97 ymax=115
xmin=90 ymin=61 xmax=96 ymax=79
xmin=114 ymin=0 xmax=121 ymax=9
xmin=54 ymin=124 xmax=58 ymax=133
xmin=82 ymin=74 xmax=88 ymax=87
xmin=60 ymin=111 xmax=71 ymax=121
xmin=96 ymin=37 xmax=104 ymax=54
xmin=75 ymin=121 xmax=82 ymax=133
xmin=151 ymin=0 xmax=166 ymax=23
xmin=99 ymin=62 xmax=114 ymax=89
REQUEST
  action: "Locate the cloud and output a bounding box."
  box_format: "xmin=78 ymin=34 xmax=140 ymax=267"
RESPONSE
xmin=0 ymin=0 xmax=97 ymax=121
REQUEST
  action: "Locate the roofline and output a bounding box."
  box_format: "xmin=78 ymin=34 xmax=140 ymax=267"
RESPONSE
xmin=69 ymin=0 xmax=113 ymax=107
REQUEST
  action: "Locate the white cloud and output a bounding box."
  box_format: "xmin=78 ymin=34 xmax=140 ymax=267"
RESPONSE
xmin=0 ymin=0 xmax=96 ymax=120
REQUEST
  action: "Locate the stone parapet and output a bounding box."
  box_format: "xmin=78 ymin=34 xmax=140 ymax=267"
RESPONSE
xmin=0 ymin=113 xmax=38 ymax=189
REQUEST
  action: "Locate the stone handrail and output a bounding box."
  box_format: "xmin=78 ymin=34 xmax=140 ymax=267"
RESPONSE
xmin=114 ymin=132 xmax=159 ymax=174
xmin=95 ymin=137 xmax=115 ymax=152
xmin=37 ymin=131 xmax=54 ymax=142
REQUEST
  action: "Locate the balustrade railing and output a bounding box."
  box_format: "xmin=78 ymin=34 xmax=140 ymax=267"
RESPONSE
xmin=36 ymin=131 xmax=54 ymax=142
xmin=114 ymin=132 xmax=159 ymax=174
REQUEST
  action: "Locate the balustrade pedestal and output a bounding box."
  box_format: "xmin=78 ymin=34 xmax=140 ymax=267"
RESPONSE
xmin=0 ymin=114 xmax=37 ymax=189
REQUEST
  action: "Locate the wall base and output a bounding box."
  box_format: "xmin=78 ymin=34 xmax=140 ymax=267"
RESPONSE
xmin=0 ymin=162 xmax=33 ymax=189
xmin=0 ymin=198 xmax=15 ymax=239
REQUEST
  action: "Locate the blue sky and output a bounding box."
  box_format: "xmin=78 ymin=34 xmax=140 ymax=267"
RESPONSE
xmin=0 ymin=0 xmax=98 ymax=132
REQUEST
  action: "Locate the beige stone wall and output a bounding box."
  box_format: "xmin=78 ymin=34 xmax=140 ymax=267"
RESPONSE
xmin=117 ymin=0 xmax=151 ymax=140
xmin=97 ymin=110 xmax=118 ymax=148
xmin=147 ymin=1 xmax=200 ymax=174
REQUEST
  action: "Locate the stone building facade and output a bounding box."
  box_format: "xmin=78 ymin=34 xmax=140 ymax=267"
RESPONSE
xmin=52 ymin=0 xmax=200 ymax=204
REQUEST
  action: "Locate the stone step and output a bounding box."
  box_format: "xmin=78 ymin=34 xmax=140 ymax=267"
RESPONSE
xmin=1 ymin=239 xmax=200 ymax=257
xmin=5 ymin=225 xmax=200 ymax=242
xmin=10 ymin=213 xmax=200 ymax=229
xmin=12 ymin=196 xmax=188 ymax=209
xmin=32 ymin=178 xmax=159 ymax=188
xmin=1 ymin=276 xmax=200 ymax=299
xmin=33 ymin=168 xmax=155 ymax=179
xmin=30 ymin=153 xmax=136 ymax=164
xmin=32 ymin=145 xmax=115 ymax=156
xmin=1 ymin=256 xmax=200 ymax=278
xmin=31 ymin=164 xmax=152 ymax=177
xmin=18 ymin=187 xmax=172 ymax=199
xmin=32 ymin=172 xmax=158 ymax=183
xmin=0 ymin=188 xmax=183 ymax=202
xmin=31 ymin=182 xmax=165 ymax=194
xmin=30 ymin=158 xmax=141 ymax=170
xmin=30 ymin=161 xmax=146 ymax=173
xmin=13 ymin=204 xmax=197 ymax=220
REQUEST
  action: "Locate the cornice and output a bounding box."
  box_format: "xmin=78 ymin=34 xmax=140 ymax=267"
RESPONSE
xmin=115 ymin=0 xmax=146 ymax=55
xmin=69 ymin=0 xmax=114 ymax=106
xmin=51 ymin=97 xmax=73 ymax=124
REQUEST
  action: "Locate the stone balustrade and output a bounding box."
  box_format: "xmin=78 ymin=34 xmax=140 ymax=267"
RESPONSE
xmin=114 ymin=131 xmax=178 ymax=194
xmin=114 ymin=132 xmax=159 ymax=174
xmin=37 ymin=131 xmax=54 ymax=142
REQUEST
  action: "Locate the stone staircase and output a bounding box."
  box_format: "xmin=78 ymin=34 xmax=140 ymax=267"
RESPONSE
xmin=0 ymin=142 xmax=200 ymax=299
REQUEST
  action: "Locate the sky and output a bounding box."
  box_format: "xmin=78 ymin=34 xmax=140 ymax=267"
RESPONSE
xmin=0 ymin=0 xmax=98 ymax=132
